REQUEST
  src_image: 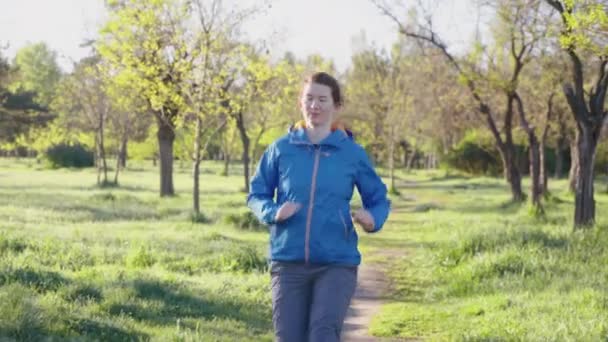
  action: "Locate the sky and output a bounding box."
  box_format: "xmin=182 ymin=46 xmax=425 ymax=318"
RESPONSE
xmin=0 ymin=0 xmax=483 ymax=73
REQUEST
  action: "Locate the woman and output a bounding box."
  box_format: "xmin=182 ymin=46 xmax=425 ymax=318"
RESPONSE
xmin=247 ymin=72 xmax=391 ymax=342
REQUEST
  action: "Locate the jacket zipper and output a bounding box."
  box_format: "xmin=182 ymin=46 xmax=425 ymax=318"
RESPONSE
xmin=305 ymin=146 xmax=321 ymax=264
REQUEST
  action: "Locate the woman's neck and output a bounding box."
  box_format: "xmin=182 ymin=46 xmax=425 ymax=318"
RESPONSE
xmin=306 ymin=124 xmax=331 ymax=144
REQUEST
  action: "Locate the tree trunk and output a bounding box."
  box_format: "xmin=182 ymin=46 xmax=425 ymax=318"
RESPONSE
xmin=539 ymin=93 xmax=553 ymax=194
xmin=235 ymin=112 xmax=250 ymax=193
xmin=114 ymin=134 xmax=128 ymax=185
xmin=406 ymin=148 xmax=417 ymax=171
xmin=568 ymin=139 xmax=578 ymax=193
xmin=539 ymin=141 xmax=548 ymax=194
xmin=192 ymin=116 xmax=202 ymax=214
xmin=499 ymin=144 xmax=525 ymax=202
xmin=157 ymin=118 xmax=175 ymax=197
xmin=114 ymin=152 xmax=120 ymax=185
xmin=99 ymin=119 xmax=108 ymax=185
xmin=223 ymin=154 xmax=231 ymax=177
xmin=513 ymin=92 xmax=542 ymax=210
xmin=95 ymin=137 xmax=101 ymax=186
xmin=529 ymin=133 xmax=543 ymax=209
xmin=118 ymin=136 xmax=128 ymax=169
xmin=573 ymin=128 xmax=599 ymax=228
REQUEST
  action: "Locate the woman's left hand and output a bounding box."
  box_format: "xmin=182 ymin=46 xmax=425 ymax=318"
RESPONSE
xmin=351 ymin=208 xmax=375 ymax=232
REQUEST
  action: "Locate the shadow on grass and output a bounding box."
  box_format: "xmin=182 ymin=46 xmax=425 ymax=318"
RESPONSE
xmin=0 ymin=267 xmax=70 ymax=293
xmin=0 ymin=182 xmax=155 ymax=194
xmin=0 ymin=192 xmax=184 ymax=222
xmin=107 ymin=278 xmax=271 ymax=333
xmin=363 ymin=236 xmax=436 ymax=251
xmin=65 ymin=318 xmax=148 ymax=341
xmin=448 ymin=198 xmax=525 ymax=215
xmin=399 ymin=181 xmax=505 ymax=191
xmin=427 ymin=174 xmax=473 ymax=182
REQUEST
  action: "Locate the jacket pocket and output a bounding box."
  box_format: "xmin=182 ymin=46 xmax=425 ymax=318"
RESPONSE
xmin=338 ymin=209 xmax=351 ymax=240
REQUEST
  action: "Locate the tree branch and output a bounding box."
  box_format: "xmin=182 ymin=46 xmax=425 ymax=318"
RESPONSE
xmin=513 ymin=92 xmax=534 ymax=138
xmin=544 ymin=0 xmax=564 ymax=13
xmin=592 ymin=59 xmax=608 ymax=116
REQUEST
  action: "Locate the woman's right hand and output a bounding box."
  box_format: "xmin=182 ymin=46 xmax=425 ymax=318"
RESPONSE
xmin=275 ymin=202 xmax=302 ymax=222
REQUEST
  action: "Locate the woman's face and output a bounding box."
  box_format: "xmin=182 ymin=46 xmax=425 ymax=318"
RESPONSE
xmin=300 ymin=82 xmax=339 ymax=128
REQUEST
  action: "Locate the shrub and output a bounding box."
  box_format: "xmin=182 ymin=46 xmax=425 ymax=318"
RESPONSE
xmin=444 ymin=131 xmax=502 ymax=176
xmin=204 ymin=245 xmax=267 ymax=273
xmin=44 ymin=143 xmax=94 ymax=168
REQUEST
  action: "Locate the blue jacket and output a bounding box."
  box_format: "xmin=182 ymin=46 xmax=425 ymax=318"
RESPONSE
xmin=247 ymin=127 xmax=390 ymax=266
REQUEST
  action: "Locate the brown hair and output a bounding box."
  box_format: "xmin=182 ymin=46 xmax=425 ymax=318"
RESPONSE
xmin=304 ymin=72 xmax=343 ymax=107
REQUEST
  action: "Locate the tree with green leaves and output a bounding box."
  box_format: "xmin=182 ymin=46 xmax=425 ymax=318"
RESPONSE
xmin=98 ymin=0 xmax=192 ymax=196
xmin=225 ymin=50 xmax=298 ymax=193
xmin=179 ymin=0 xmax=269 ymax=214
xmin=52 ymin=56 xmax=112 ymax=185
xmin=345 ymin=47 xmax=391 ymax=164
xmin=0 ymin=44 xmax=57 ymax=152
xmin=105 ymin=76 xmax=152 ymax=183
xmin=10 ymin=42 xmax=62 ymax=109
xmin=544 ymin=0 xmax=608 ymax=228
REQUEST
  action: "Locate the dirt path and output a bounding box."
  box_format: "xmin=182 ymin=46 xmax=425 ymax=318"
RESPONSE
xmin=341 ymin=261 xmax=391 ymax=342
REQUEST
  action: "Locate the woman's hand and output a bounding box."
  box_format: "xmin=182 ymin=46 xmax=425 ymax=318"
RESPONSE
xmin=351 ymin=208 xmax=375 ymax=232
xmin=275 ymin=202 xmax=302 ymax=222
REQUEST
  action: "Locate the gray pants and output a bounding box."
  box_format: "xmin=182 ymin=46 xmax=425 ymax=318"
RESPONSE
xmin=270 ymin=261 xmax=358 ymax=342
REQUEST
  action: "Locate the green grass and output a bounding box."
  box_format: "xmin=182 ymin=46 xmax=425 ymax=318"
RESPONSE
xmin=369 ymin=169 xmax=608 ymax=341
xmin=0 ymin=158 xmax=272 ymax=341
xmin=2 ymin=158 xmax=608 ymax=340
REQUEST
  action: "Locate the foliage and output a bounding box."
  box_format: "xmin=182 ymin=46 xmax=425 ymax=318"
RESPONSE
xmin=444 ymin=130 xmax=502 ymax=176
xmin=9 ymin=42 xmax=62 ymax=108
xmin=43 ymin=143 xmax=94 ymax=168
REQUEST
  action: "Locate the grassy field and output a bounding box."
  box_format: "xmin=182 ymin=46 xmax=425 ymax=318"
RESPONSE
xmin=0 ymin=159 xmax=274 ymax=341
xmin=370 ymin=171 xmax=608 ymax=341
xmin=1 ymin=158 xmax=607 ymax=341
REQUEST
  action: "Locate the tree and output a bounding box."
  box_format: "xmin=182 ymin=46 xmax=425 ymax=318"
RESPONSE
xmin=10 ymin=42 xmax=62 ymax=109
xmin=519 ymin=46 xmax=571 ymax=194
xmin=105 ymin=78 xmax=152 ymax=184
xmin=218 ymin=119 xmax=241 ymax=176
xmin=371 ymin=0 xmax=532 ymax=202
xmin=490 ymin=0 xmax=552 ymax=212
xmin=345 ymin=48 xmax=391 ymax=163
xmin=545 ymin=0 xmax=608 ymax=227
xmin=98 ymin=0 xmax=192 ymax=196
xmin=179 ymin=0 xmax=268 ymax=214
xmin=52 ymin=56 xmax=112 ymax=185
xmin=226 ymin=51 xmax=297 ymax=193
xmin=0 ymin=45 xmax=57 ymax=151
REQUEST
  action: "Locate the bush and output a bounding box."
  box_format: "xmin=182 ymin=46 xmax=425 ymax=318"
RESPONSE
xmin=204 ymin=245 xmax=267 ymax=273
xmin=44 ymin=143 xmax=94 ymax=168
xmin=443 ymin=131 xmax=501 ymax=176
xmin=190 ymin=211 xmax=212 ymax=224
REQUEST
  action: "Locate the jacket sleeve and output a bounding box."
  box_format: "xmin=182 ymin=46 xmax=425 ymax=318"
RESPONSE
xmin=355 ymin=148 xmax=391 ymax=232
xmin=247 ymin=143 xmax=280 ymax=225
